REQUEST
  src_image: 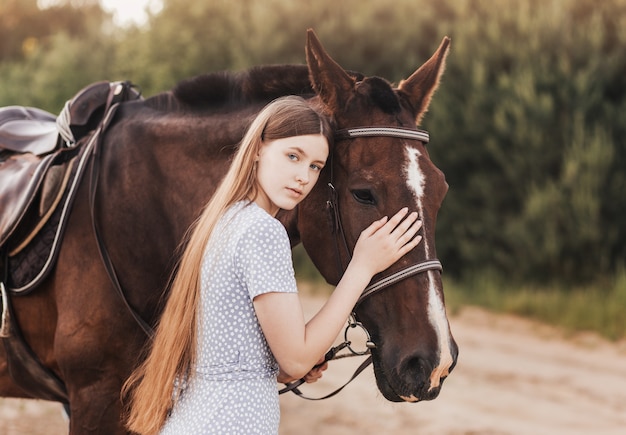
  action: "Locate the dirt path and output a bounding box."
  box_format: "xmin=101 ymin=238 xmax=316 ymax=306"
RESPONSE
xmin=2 ymin=295 xmax=626 ymax=434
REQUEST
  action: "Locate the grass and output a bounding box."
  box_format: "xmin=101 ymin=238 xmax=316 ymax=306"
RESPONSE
xmin=443 ymin=268 xmax=626 ymax=341
xmin=293 ymin=245 xmax=626 ymax=341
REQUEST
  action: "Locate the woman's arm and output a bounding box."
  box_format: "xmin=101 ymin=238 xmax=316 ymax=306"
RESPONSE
xmin=254 ymin=208 xmax=422 ymax=379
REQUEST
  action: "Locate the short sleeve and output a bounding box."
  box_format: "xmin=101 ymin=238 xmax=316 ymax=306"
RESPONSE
xmin=235 ymin=216 xmax=297 ymax=299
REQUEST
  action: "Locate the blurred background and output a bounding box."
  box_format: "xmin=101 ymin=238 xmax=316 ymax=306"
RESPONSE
xmin=1 ymin=0 xmax=624 ymax=340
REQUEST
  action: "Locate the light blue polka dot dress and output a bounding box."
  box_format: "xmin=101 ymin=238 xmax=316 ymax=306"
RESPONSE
xmin=160 ymin=201 xmax=298 ymax=435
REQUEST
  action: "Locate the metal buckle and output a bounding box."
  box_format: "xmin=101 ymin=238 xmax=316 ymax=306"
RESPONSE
xmin=345 ymin=314 xmax=376 ymax=354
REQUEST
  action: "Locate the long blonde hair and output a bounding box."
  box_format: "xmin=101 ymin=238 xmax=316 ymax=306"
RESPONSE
xmin=122 ymin=96 xmax=332 ymax=434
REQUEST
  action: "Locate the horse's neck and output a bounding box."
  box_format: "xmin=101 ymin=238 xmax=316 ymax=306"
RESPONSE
xmin=276 ymin=208 xmax=300 ymax=246
xmin=103 ymin=109 xmax=246 ymax=240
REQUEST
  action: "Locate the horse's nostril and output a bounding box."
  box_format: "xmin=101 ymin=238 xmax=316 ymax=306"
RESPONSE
xmin=398 ymin=354 xmax=451 ymax=401
xmin=408 ymin=356 xmax=431 ymax=373
xmin=401 ymin=356 xmax=431 ymax=386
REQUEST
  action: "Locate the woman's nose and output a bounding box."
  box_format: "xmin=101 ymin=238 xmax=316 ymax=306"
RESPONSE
xmin=296 ymin=168 xmax=309 ymax=184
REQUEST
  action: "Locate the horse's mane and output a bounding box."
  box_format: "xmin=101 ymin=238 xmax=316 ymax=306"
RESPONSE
xmin=143 ymin=65 xmax=314 ymax=111
xmin=142 ymin=65 xmax=367 ymax=112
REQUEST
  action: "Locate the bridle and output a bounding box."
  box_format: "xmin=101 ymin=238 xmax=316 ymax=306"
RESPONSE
xmin=329 ymin=126 xmax=443 ymax=306
xmin=280 ymin=126 xmax=443 ymax=399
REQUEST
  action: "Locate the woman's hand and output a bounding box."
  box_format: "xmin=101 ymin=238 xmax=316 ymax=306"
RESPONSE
xmin=351 ymin=208 xmax=423 ymax=277
xmin=302 ymin=358 xmax=328 ymax=384
xmin=277 ymin=357 xmax=328 ymax=384
xmin=277 ymin=368 xmax=296 ymax=384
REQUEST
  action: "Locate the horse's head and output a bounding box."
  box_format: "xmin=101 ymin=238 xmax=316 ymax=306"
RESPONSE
xmin=297 ymin=30 xmax=458 ymax=402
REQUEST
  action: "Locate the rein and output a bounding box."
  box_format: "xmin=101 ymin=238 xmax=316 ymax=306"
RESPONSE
xmin=87 ymin=83 xmax=154 ymax=338
xmin=280 ymin=126 xmax=443 ymax=399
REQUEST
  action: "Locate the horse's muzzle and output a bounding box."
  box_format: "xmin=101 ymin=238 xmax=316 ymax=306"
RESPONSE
xmin=372 ymin=341 xmax=459 ymax=402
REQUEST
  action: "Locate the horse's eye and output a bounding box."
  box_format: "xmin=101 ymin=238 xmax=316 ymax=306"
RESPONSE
xmin=351 ymin=189 xmax=376 ymax=205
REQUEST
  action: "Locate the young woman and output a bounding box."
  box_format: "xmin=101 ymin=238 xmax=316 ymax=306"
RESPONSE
xmin=123 ymin=96 xmax=423 ymax=434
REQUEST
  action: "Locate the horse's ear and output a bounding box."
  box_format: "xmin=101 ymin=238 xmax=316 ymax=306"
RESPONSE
xmin=306 ymin=29 xmax=355 ymax=113
xmin=398 ymin=37 xmax=451 ymax=126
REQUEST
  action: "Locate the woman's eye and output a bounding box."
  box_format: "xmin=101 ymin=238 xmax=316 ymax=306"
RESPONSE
xmin=288 ymin=153 xmax=298 ymax=161
xmin=310 ymin=164 xmax=322 ymax=171
xmin=351 ymin=189 xmax=376 ymax=205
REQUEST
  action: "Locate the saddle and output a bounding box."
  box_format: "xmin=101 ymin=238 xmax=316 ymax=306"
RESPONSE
xmin=0 ymin=81 xmax=141 ymax=263
xmin=0 ymin=106 xmax=59 ymax=155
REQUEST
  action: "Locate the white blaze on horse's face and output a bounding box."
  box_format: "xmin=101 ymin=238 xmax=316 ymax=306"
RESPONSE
xmin=404 ymin=144 xmax=455 ymax=398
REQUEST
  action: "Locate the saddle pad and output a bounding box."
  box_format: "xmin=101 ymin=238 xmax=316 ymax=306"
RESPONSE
xmin=0 ymin=153 xmax=55 ymax=246
xmin=6 ymin=144 xmax=90 ymax=293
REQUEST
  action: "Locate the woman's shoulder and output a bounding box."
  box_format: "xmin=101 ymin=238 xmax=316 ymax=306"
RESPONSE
xmin=230 ymin=202 xmax=288 ymax=244
xmin=231 ymin=201 xmax=281 ymax=227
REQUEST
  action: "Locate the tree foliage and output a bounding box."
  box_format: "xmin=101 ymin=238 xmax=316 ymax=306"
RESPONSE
xmin=1 ymin=0 xmax=624 ymax=286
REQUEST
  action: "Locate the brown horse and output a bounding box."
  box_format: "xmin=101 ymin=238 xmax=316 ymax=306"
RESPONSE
xmin=0 ymin=30 xmax=457 ymax=433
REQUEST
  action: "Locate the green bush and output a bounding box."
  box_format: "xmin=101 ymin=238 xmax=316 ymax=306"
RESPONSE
xmin=2 ymin=0 xmax=625 ymax=291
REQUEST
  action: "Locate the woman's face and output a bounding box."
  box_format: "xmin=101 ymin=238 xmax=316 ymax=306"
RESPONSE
xmin=254 ymin=134 xmax=329 ymax=216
